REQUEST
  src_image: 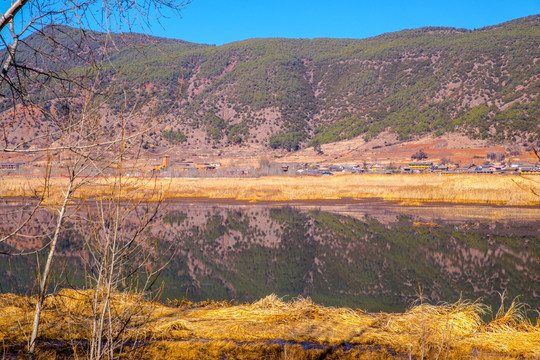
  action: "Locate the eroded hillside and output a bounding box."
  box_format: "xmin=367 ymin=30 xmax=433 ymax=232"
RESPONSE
xmin=1 ymin=16 xmax=539 ymax=156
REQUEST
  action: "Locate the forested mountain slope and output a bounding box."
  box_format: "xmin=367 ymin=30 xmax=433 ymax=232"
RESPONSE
xmin=2 ymin=16 xmax=539 ymax=152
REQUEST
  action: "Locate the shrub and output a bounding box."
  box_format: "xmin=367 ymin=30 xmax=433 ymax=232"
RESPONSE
xmin=440 ymin=157 xmax=452 ymax=165
xmin=162 ymin=129 xmax=187 ymax=144
xmin=269 ymin=131 xmax=304 ymax=151
xmin=411 ymin=149 xmax=428 ymax=160
xmin=312 ymin=139 xmax=323 ymax=155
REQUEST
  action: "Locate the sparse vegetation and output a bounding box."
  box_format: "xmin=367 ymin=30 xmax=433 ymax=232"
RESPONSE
xmin=4 ymin=16 xmax=539 ymax=149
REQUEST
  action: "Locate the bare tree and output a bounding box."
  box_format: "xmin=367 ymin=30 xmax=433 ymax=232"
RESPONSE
xmin=77 ymin=164 xmax=168 ymax=360
xmin=0 ymin=1 xmax=190 ymax=358
xmin=25 ymin=82 xmax=160 ymax=357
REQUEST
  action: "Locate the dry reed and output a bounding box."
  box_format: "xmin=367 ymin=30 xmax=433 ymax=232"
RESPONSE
xmin=1 ymin=174 xmax=539 ymax=205
xmin=1 ymin=290 xmax=538 ymax=359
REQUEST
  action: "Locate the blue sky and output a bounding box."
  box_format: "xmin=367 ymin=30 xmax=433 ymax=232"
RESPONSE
xmin=150 ymin=0 xmax=539 ymax=45
xmin=1 ymin=0 xmax=539 ymax=45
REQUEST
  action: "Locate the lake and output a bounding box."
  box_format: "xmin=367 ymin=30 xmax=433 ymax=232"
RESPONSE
xmin=1 ymin=198 xmax=538 ymax=315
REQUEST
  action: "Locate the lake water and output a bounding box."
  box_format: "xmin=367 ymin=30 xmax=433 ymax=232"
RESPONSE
xmin=1 ymin=199 xmax=539 ymax=314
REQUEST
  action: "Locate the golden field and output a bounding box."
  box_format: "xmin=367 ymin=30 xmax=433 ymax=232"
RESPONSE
xmin=1 ymin=174 xmax=539 ymax=205
xmin=1 ymin=289 xmax=538 ymax=359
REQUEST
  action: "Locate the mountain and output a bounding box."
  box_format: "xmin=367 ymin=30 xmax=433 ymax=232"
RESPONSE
xmin=2 ymin=204 xmax=538 ymax=312
xmin=1 ymin=16 xmax=539 ymax=154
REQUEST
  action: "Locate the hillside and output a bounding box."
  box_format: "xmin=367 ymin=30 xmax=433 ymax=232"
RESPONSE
xmin=1 ymin=16 xmax=539 ymax=157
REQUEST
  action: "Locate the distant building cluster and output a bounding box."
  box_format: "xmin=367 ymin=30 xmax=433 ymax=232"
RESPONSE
xmin=402 ymin=162 xmax=540 ymax=175
xmin=295 ymin=162 xmax=540 ymax=176
xmin=1 ymin=157 xmax=539 ymax=177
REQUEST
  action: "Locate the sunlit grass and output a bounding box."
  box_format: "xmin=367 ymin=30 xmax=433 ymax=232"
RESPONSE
xmin=1 ymin=290 xmax=538 ymax=359
xmin=2 ymin=174 xmax=539 ymax=205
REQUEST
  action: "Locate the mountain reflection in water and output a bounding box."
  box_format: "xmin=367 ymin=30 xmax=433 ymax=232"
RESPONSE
xmin=1 ymin=199 xmax=538 ymax=313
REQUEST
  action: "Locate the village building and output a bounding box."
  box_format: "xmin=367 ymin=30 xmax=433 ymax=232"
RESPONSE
xmin=520 ymin=167 xmax=540 ymax=175
xmin=408 ymin=162 xmax=433 ymax=169
xmin=0 ymin=162 xmax=22 ymax=171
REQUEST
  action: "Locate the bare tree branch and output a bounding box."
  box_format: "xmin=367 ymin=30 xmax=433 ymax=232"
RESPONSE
xmin=0 ymin=0 xmax=30 ymax=33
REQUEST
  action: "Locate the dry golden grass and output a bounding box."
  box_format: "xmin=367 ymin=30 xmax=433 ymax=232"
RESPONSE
xmin=1 ymin=174 xmax=540 ymax=205
xmin=0 ymin=175 xmax=165 ymax=204
xmin=1 ymin=290 xmax=538 ymax=359
xmin=158 ymin=174 xmax=540 ymax=205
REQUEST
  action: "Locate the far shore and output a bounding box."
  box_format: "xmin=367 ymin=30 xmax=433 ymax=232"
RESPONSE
xmin=1 ymin=174 xmax=539 ymax=206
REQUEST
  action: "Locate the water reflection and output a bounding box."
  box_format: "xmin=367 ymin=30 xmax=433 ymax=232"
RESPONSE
xmin=155 ymin=200 xmax=539 ymax=312
xmin=1 ymin=199 xmax=539 ymax=313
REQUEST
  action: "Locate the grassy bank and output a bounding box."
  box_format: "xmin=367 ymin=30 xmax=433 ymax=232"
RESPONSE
xmin=1 ymin=174 xmax=539 ymax=205
xmin=1 ymin=290 xmax=538 ymax=359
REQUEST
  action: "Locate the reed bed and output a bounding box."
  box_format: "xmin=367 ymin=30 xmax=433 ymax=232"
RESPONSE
xmin=1 ymin=290 xmax=538 ymax=359
xmin=1 ymin=174 xmax=540 ymax=205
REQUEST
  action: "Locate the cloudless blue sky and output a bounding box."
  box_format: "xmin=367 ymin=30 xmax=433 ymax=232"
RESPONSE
xmin=150 ymin=0 xmax=539 ymax=45
xmin=1 ymin=0 xmax=538 ymax=45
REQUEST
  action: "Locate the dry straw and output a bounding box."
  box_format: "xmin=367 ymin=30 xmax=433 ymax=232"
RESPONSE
xmin=2 ymin=174 xmax=538 ymax=205
xmin=1 ymin=290 xmax=538 ymax=359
